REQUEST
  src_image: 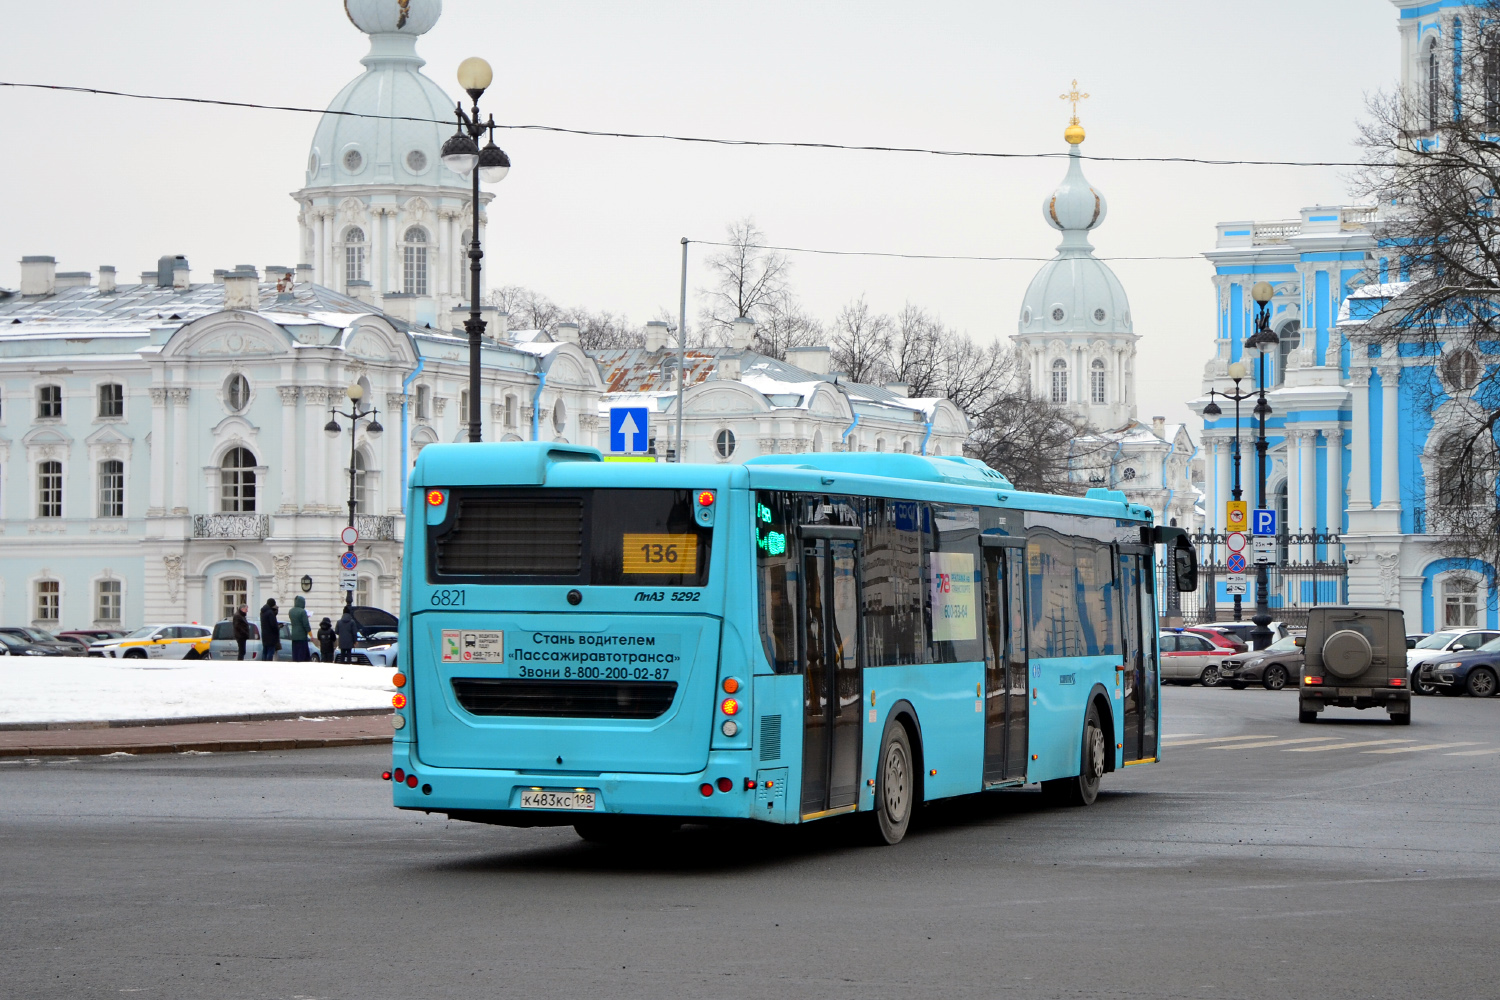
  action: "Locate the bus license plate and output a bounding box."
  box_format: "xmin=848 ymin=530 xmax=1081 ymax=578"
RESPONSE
xmin=520 ymin=789 xmax=596 ymax=811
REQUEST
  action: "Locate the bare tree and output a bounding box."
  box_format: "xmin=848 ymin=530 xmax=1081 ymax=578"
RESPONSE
xmin=829 ymin=296 xmax=894 ymax=383
xmin=699 ymin=219 xmax=794 ymax=343
xmin=966 ymin=390 xmax=1084 ymax=495
xmin=752 ymin=294 xmax=824 ymax=360
xmin=488 ymin=285 xmax=563 ymax=333
xmin=1355 ymin=4 xmax=1500 ymax=570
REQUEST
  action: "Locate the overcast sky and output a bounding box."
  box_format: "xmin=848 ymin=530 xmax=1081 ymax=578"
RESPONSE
xmin=1 ymin=1 xmax=1398 ymax=429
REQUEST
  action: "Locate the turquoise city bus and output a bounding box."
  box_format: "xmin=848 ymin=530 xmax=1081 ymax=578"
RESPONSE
xmin=389 ymin=443 xmax=1196 ymax=844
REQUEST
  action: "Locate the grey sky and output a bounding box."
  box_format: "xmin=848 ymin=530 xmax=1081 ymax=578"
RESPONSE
xmin=0 ymin=1 xmax=1396 ymax=428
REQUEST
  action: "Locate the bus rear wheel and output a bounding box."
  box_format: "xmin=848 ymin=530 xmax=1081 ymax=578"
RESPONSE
xmin=1043 ymin=704 xmax=1104 ymax=807
xmin=872 ymin=719 xmax=914 ymax=845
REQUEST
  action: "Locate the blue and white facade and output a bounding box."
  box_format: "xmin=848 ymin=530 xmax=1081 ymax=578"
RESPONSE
xmin=1192 ymin=0 xmax=1495 ymax=632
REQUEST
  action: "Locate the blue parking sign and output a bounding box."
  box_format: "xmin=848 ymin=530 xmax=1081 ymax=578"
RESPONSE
xmin=1252 ymin=508 xmax=1276 ymax=536
xmin=609 ymin=407 xmax=649 ymax=454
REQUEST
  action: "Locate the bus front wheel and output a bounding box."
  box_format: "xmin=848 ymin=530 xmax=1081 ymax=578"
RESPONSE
xmin=1042 ymin=704 xmax=1104 ymax=807
xmin=872 ymin=719 xmax=914 ymax=845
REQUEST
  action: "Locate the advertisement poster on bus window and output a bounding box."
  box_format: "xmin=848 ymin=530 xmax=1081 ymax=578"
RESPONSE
xmin=929 ymin=552 xmax=977 ymax=642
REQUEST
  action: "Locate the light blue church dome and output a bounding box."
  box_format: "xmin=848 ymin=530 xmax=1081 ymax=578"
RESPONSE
xmin=1017 ymin=130 xmax=1133 ymax=337
xmin=304 ymin=0 xmax=467 ymax=191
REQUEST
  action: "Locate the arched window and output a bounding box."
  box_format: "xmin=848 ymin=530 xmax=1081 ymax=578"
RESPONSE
xmin=1275 ymin=321 xmax=1301 ymax=386
xmin=1443 ymin=576 xmax=1479 ymax=628
xmin=355 ymin=576 xmax=372 ymax=608
xmin=403 ymin=226 xmax=428 ymax=295
xmin=37 ymin=460 xmax=62 ymax=517
xmin=459 ymin=389 xmax=470 ymax=426
xmin=876 ymin=437 xmax=887 ymax=453
xmin=504 ymin=395 xmax=517 ymax=428
xmin=715 ymin=429 xmax=736 ymax=459
xmin=225 ymin=374 xmax=250 ymax=412
xmin=219 ymin=577 xmax=247 ymax=622
xmin=97 ymin=459 xmax=124 ymax=518
xmin=1443 ymin=349 xmax=1479 ymax=391
xmin=220 ymin=447 xmax=257 ymax=513
xmin=1050 ymin=358 xmax=1068 ymax=404
xmin=344 ymin=226 xmax=366 ymax=285
xmin=1090 ymin=359 xmax=1106 ymax=404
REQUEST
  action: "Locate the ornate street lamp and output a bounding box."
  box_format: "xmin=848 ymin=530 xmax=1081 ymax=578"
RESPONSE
xmin=325 ymin=382 xmax=382 ymax=607
xmin=1203 ymin=359 xmax=1252 ymax=622
xmin=441 ymin=56 xmax=511 ymax=442
xmin=1246 ymin=281 xmax=1279 ymax=651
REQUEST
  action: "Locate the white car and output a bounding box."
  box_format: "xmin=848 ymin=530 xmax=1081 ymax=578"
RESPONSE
xmin=90 ymin=623 xmax=214 ymax=660
xmin=361 ymin=636 xmax=399 ymax=668
xmin=1407 ymin=628 xmax=1500 ymax=694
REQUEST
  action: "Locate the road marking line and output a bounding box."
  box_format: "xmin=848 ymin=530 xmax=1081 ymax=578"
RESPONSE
xmin=1363 ymin=742 xmax=1483 ymax=754
xmin=1212 ymin=737 xmax=1339 ymax=750
xmin=1162 ymin=735 xmax=1274 ymax=747
xmin=1444 ymin=747 xmax=1500 ymax=756
xmin=1284 ymin=739 xmax=1415 ymax=752
xmin=1161 ymin=734 xmax=1202 ymax=739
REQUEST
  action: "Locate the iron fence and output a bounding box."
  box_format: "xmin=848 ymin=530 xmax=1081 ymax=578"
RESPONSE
xmin=1159 ymin=532 xmax=1347 ymax=629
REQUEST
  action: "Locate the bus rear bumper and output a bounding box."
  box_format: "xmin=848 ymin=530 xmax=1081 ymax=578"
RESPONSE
xmin=389 ymin=745 xmax=774 ymax=825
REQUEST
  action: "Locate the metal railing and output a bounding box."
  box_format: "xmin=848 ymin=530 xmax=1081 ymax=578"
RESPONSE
xmin=192 ymin=513 xmax=270 ymax=539
xmin=1163 ymin=532 xmax=1348 ymax=628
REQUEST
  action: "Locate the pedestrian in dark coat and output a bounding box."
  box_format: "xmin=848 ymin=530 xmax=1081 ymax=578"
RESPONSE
xmin=231 ymin=605 xmax=251 ymax=661
xmin=317 ymin=617 xmax=336 ymax=663
xmin=289 ymin=595 xmax=312 ymax=662
xmin=335 ymin=608 xmax=359 ymax=663
xmin=259 ymin=599 xmax=281 ymax=661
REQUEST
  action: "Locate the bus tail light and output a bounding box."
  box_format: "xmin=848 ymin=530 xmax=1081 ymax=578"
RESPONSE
xmin=744 ymin=777 xmax=757 ymax=790
xmin=381 ymin=771 xmax=392 ymax=781
xmin=392 ymin=693 xmax=407 ymax=709
xmin=393 ymin=768 xmax=405 ymax=782
xmin=697 ymin=490 xmax=715 ymax=507
xmin=699 ymin=783 xmax=714 ymax=797
xmin=720 ymin=698 xmax=739 ymax=716
xmin=716 ymin=777 xmax=733 ymax=793
xmin=426 ymin=489 xmax=446 ymax=507
xmin=406 ymin=774 xmax=419 ymax=788
xmin=722 ymin=677 xmax=740 ymax=694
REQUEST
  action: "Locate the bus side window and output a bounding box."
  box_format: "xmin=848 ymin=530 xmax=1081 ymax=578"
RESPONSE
xmin=756 ymin=490 xmax=801 ymax=673
xmin=862 ymin=498 xmax=927 ymax=666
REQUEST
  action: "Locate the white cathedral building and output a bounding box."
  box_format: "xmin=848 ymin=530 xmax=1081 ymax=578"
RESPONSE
xmin=1011 ymin=111 xmax=1199 ymax=530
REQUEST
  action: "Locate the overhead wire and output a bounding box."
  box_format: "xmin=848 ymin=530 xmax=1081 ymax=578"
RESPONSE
xmin=687 ymin=240 xmax=1207 ymax=262
xmin=0 ymin=80 xmax=1392 ymax=169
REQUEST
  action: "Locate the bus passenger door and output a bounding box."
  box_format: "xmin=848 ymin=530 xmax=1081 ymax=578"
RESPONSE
xmin=980 ymin=537 xmax=1028 ymax=785
xmin=1118 ymin=546 xmax=1158 ymax=762
xmin=798 ymin=527 xmax=863 ymax=818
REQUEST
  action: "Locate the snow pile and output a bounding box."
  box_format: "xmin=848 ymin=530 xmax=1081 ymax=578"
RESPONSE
xmin=2 ymin=659 xmax=395 ymax=725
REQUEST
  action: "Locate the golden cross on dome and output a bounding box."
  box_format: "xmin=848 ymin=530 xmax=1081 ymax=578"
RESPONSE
xmin=1060 ymin=79 xmax=1089 ymax=125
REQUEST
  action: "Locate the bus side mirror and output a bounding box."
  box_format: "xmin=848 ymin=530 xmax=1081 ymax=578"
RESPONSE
xmin=1171 ymin=535 xmax=1197 ymax=594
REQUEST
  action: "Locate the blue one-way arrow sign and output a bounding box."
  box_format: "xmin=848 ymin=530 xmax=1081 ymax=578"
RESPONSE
xmin=609 ymin=406 xmax=648 ymax=454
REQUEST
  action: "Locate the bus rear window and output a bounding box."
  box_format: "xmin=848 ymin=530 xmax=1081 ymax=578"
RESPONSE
xmin=429 ymin=488 xmax=711 ymax=586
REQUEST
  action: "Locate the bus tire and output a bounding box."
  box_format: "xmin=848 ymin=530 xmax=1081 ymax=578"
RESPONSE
xmin=1042 ymin=703 xmax=1104 ymax=807
xmin=872 ymin=719 xmax=915 ymax=845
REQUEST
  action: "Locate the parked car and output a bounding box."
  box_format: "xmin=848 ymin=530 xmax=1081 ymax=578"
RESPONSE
xmin=1184 ymin=625 xmax=1249 ymax=654
xmin=0 ymin=626 xmax=88 ymax=656
xmin=361 ymin=638 xmax=399 ymax=668
xmin=1406 ymin=633 xmax=1430 ymax=650
xmin=1406 ymin=629 xmax=1500 ymax=695
xmin=89 ymin=624 xmax=213 ymax=659
xmin=1192 ymin=620 xmax=1293 ymax=648
xmin=207 ymin=619 xmax=294 ymax=661
xmin=1220 ymin=633 xmax=1305 ymax=690
xmin=1159 ymin=631 xmax=1230 ymax=686
xmin=1417 ymin=635 xmax=1500 ymax=697
xmin=0 ymin=631 xmax=70 ymax=657
xmin=335 ymin=606 xmax=400 ymax=665
xmin=58 ymin=628 xmax=128 ymax=650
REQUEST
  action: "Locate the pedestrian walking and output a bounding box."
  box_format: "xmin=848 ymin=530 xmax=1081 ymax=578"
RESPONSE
xmin=316 ymin=617 xmax=336 ymax=663
xmin=289 ymin=595 xmax=311 ymax=662
xmin=259 ymin=599 xmax=281 ymax=662
xmin=335 ymin=608 xmax=358 ymax=664
xmin=231 ymin=604 xmax=251 ymax=661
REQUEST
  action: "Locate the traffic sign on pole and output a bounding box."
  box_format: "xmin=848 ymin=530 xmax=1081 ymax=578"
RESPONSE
xmin=609 ymin=407 xmax=649 ymax=454
xmin=341 ymin=525 xmax=359 ymax=546
xmin=1253 ymin=535 xmax=1275 ymax=565
xmin=1251 ymin=508 xmax=1276 ymax=536
xmin=1226 ymin=552 xmax=1247 ymax=574
xmin=1225 ymin=531 xmax=1247 ymax=554
xmin=1225 ymin=501 xmax=1247 ymax=532
xmin=339 ymin=570 xmax=358 ymax=591
xmin=1225 ymin=574 xmax=1249 ymax=595
xmin=339 ymin=550 xmax=358 ymax=571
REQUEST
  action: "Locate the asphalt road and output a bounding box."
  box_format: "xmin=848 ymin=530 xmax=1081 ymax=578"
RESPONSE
xmin=7 ymin=687 xmax=1499 ymax=1000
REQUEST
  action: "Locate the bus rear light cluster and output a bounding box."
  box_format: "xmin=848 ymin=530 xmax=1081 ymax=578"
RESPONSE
xmin=720 ymin=720 xmax=738 ymax=737
xmin=722 ymin=677 xmax=740 ymax=694
xmin=393 ymin=768 xmax=405 ymax=782
xmin=426 ymin=489 xmax=446 ymax=507
xmin=697 ymin=490 xmax=715 ymax=507
xmin=720 ymin=697 xmax=739 ymax=716
xmin=392 ymin=672 xmax=407 ymax=688
xmin=381 ymin=771 xmax=392 ymax=781
xmin=699 ymin=783 xmax=713 ymax=797
xmin=389 ymin=768 xmax=417 ymax=788
xmin=405 ymin=774 xmax=418 ymax=788
xmin=392 ymin=693 xmax=407 ymax=709
xmin=716 ymin=777 xmax=733 ymax=793
xmin=699 ymin=777 xmax=739 ymax=796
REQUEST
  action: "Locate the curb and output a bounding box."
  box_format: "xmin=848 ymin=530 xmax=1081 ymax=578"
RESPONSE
xmin=0 ymin=707 xmax=393 ymax=733
xmin=0 ymin=735 xmax=392 ymax=758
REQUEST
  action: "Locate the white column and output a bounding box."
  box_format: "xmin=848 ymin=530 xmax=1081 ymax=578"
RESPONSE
xmin=1378 ymin=362 xmax=1401 ymax=511
xmin=304 ymin=386 xmax=328 ymax=512
xmin=1326 ymin=424 xmax=1344 ymax=536
xmin=378 ymin=210 xmax=390 ymax=295
xmin=277 ymin=386 xmax=299 ymax=513
xmin=316 ymin=212 xmax=327 ymax=287
xmin=1300 ymin=429 xmax=1317 ymax=561
xmin=148 ymin=387 xmax=167 ymax=515
xmin=169 ymin=387 xmax=190 ymax=514
xmin=1348 ymin=368 xmax=1372 ymax=509
xmin=1286 ymin=430 xmax=1303 ymax=560
xmin=387 ymin=392 xmax=406 ymax=513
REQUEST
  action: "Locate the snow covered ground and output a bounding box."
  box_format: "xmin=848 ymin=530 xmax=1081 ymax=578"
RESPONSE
xmin=3 ymin=659 xmax=396 ymax=725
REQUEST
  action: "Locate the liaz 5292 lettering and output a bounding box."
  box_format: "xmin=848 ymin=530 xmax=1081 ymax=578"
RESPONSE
xmin=388 ymin=443 xmax=1194 ymax=844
